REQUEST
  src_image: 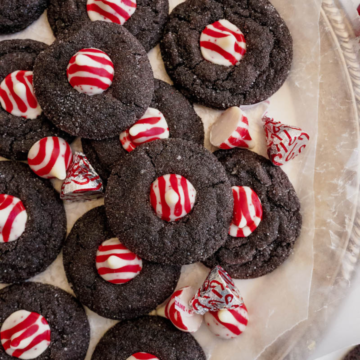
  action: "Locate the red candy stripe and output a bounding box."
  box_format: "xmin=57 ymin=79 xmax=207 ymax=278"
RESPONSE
xmin=127 ymin=353 xmax=159 ymax=360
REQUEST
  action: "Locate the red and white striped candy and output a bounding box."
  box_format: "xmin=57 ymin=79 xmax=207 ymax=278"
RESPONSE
xmin=204 ymin=303 xmax=248 ymax=339
xmin=126 ymin=353 xmax=159 ymax=360
xmin=210 ymin=107 xmax=254 ymax=150
xmin=96 ymin=237 xmax=143 ymax=284
xmin=87 ymin=0 xmax=136 ymax=26
xmin=200 ymin=19 xmax=246 ymax=66
xmin=67 ymin=48 xmax=114 ymax=96
xmin=0 ymin=195 xmax=27 ymax=243
xmin=150 ymin=174 xmax=196 ymax=222
xmin=120 ymin=107 xmax=169 ymax=152
xmin=0 ymin=310 xmax=51 ymax=359
xmin=0 ymin=70 xmax=42 ymax=119
xmin=229 ymin=186 xmax=262 ymax=237
xmin=27 ymin=136 xmax=72 ymax=180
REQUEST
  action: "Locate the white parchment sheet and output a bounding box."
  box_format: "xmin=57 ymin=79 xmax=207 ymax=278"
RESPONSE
xmin=0 ymin=0 xmax=322 ymax=358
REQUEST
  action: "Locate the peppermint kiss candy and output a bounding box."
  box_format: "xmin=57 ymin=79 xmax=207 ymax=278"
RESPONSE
xmin=0 ymin=310 xmax=51 ymax=359
xmin=200 ymin=19 xmax=246 ymax=66
xmin=0 ymin=195 xmax=27 ymax=243
xmin=210 ymin=107 xmax=255 ymax=150
xmin=126 ymin=353 xmax=159 ymax=360
xmin=204 ymin=303 xmax=248 ymax=339
xmin=150 ymin=174 xmax=196 ymax=222
xmin=229 ymin=186 xmax=263 ymax=238
xmin=263 ymin=116 xmax=310 ymax=166
xmin=67 ymin=48 xmax=114 ymax=96
xmin=0 ymin=70 xmax=42 ymax=119
xmin=87 ymin=0 xmax=137 ymax=25
xmin=28 ymin=137 xmax=72 ymax=180
xmin=96 ymin=238 xmax=143 ymax=284
xmin=120 ymin=107 xmax=169 ymax=152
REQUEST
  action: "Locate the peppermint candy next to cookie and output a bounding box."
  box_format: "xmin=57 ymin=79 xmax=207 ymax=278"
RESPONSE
xmin=0 ymin=310 xmax=51 ymax=359
xmin=0 ymin=194 xmax=27 ymax=243
xmin=200 ymin=19 xmax=246 ymax=66
xmin=150 ymin=174 xmax=196 ymax=222
xmin=96 ymin=237 xmax=143 ymax=284
xmin=229 ymin=186 xmax=263 ymax=237
xmin=210 ymin=107 xmax=255 ymax=150
xmin=67 ymin=48 xmax=114 ymax=96
xmin=120 ymin=107 xmax=169 ymax=152
xmin=0 ymin=70 xmax=42 ymax=119
xmin=28 ymin=136 xmax=72 ymax=180
xmin=126 ymin=353 xmax=159 ymax=360
xmin=87 ymin=0 xmax=137 ymax=26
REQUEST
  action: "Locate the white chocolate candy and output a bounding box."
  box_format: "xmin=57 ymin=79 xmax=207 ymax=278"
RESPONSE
xmin=126 ymin=353 xmax=159 ymax=360
xmin=165 ymin=189 xmax=179 ymax=206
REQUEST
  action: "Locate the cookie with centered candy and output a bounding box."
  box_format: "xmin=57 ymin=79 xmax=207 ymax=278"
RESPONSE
xmin=82 ymin=79 xmax=204 ymax=183
xmin=203 ymin=148 xmax=302 ymax=279
xmin=0 ymin=161 xmax=67 ymax=283
xmin=33 ymin=22 xmax=153 ymax=139
xmin=63 ymin=206 xmax=181 ymax=320
xmin=0 ymin=282 xmax=90 ymax=359
xmin=161 ymin=0 xmax=293 ymax=109
xmin=0 ymin=40 xmax=74 ymax=161
xmin=91 ymin=316 xmax=206 ymax=360
xmin=344 ymin=346 xmax=360 ymax=360
xmin=105 ymin=139 xmax=233 ymax=265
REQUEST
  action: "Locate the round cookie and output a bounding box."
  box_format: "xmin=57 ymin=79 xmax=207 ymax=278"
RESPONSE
xmin=82 ymin=79 xmax=204 ymax=183
xmin=105 ymin=138 xmax=233 ymax=265
xmin=47 ymin=0 xmax=169 ymax=52
xmin=33 ymin=21 xmax=154 ymax=139
xmin=0 ymin=40 xmax=74 ymax=161
xmin=345 ymin=346 xmax=360 ymax=360
xmin=0 ymin=282 xmax=90 ymax=360
xmin=64 ymin=206 xmax=181 ymax=320
xmin=160 ymin=0 xmax=293 ymax=109
xmin=203 ymin=148 xmax=302 ymax=279
xmin=0 ymin=0 xmax=48 ymax=35
xmin=0 ymin=161 xmax=67 ymax=283
xmin=91 ymin=316 xmax=206 ymax=360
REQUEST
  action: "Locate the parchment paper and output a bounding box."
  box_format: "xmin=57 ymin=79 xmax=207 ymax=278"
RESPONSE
xmin=0 ymin=0 xmax=322 ymax=358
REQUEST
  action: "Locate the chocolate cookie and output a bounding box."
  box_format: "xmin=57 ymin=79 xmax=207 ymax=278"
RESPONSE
xmin=0 ymin=282 xmax=90 ymax=360
xmin=0 ymin=40 xmax=73 ymax=161
xmin=47 ymin=0 xmax=168 ymax=52
xmin=64 ymin=206 xmax=181 ymax=320
xmin=33 ymin=22 xmax=154 ymax=139
xmin=82 ymin=79 xmax=204 ymax=183
xmin=105 ymin=138 xmax=233 ymax=265
xmin=160 ymin=0 xmax=293 ymax=109
xmin=0 ymin=161 xmax=67 ymax=283
xmin=345 ymin=346 xmax=360 ymax=360
xmin=0 ymin=0 xmax=48 ymax=35
xmin=203 ymin=148 xmax=302 ymax=279
xmin=92 ymin=316 xmax=206 ymax=360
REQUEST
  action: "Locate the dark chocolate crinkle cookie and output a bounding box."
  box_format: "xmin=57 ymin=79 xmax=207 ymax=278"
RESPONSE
xmin=33 ymin=22 xmax=154 ymax=139
xmin=92 ymin=316 xmax=206 ymax=360
xmin=160 ymin=0 xmax=293 ymax=109
xmin=0 ymin=0 xmax=48 ymax=35
xmin=0 ymin=40 xmax=74 ymax=161
xmin=0 ymin=282 xmax=90 ymax=360
xmin=64 ymin=206 xmax=181 ymax=320
xmin=0 ymin=161 xmax=67 ymax=283
xmin=105 ymin=138 xmax=233 ymax=265
xmin=203 ymin=148 xmax=302 ymax=279
xmin=344 ymin=346 xmax=360 ymax=360
xmin=47 ymin=0 xmax=169 ymax=52
xmin=82 ymin=79 xmax=204 ymax=183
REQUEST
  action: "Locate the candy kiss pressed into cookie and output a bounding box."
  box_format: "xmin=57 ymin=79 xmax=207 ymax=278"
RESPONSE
xmin=127 ymin=353 xmax=159 ymax=360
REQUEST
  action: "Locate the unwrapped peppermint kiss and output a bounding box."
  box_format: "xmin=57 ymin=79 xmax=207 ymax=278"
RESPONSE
xmin=204 ymin=303 xmax=248 ymax=339
xmin=120 ymin=107 xmax=169 ymax=152
xmin=210 ymin=107 xmax=255 ymax=150
xmin=150 ymin=174 xmax=196 ymax=222
xmin=96 ymin=238 xmax=143 ymax=284
xmin=229 ymin=186 xmax=262 ymax=237
xmin=126 ymin=353 xmax=159 ymax=360
xmin=200 ymin=19 xmax=246 ymax=66
xmin=0 ymin=195 xmax=27 ymax=243
xmin=0 ymin=310 xmax=51 ymax=359
xmin=87 ymin=0 xmax=137 ymax=26
xmin=0 ymin=70 xmax=42 ymax=119
xmin=67 ymin=48 xmax=114 ymax=95
xmin=28 ymin=136 xmax=72 ymax=180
